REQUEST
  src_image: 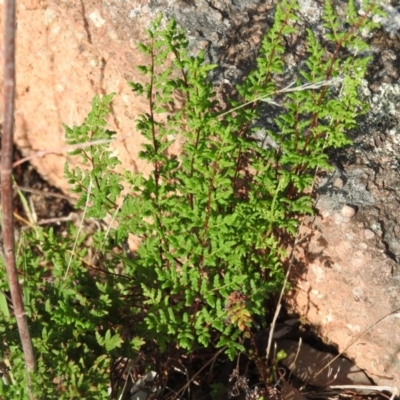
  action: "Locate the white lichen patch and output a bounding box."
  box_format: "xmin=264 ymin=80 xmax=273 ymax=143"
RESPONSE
xmin=129 ymin=5 xmax=151 ymax=19
xmin=89 ymin=11 xmax=106 ymax=28
xmin=298 ymin=0 xmax=322 ymax=24
xmin=44 ymin=8 xmax=56 ymax=26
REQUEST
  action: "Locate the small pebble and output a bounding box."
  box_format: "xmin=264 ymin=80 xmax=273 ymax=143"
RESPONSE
xmin=352 ymin=286 xmax=365 ymax=301
xmin=351 ymin=257 xmax=364 ymax=268
xmin=333 ymin=263 xmax=342 ymax=272
xmin=333 ymin=177 xmax=344 ymax=188
xmin=341 ymin=205 xmax=356 ymax=218
xmin=320 ymin=210 xmax=331 ymax=220
xmin=359 ymin=242 xmax=368 ymax=250
xmin=347 ymin=324 xmax=361 ymax=333
xmin=364 ymin=229 xmax=375 ymax=240
xmin=334 ymin=213 xmax=344 ymax=225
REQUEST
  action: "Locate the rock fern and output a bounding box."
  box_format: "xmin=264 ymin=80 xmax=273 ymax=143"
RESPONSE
xmin=0 ymin=0 xmax=384 ymax=397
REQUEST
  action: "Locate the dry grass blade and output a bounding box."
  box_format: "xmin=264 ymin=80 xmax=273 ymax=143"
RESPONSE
xmin=12 ymin=138 xmax=114 ymax=168
xmin=329 ymin=385 xmax=399 ymax=400
xmin=309 ymin=309 xmax=400 ymax=389
xmin=13 ymin=184 xmax=75 ymax=201
xmin=217 ymin=78 xmax=342 ymax=118
xmin=277 ymin=340 xmax=370 ymax=387
xmin=64 ymin=177 xmax=92 ymax=280
xmin=170 ymin=347 xmax=226 ymax=400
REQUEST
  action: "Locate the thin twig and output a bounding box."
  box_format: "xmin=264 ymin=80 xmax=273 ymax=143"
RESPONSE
xmin=13 ymin=185 xmax=75 ymax=202
xmin=329 ymin=385 xmax=399 ymax=400
xmin=12 ymin=138 xmax=114 ymax=168
xmin=311 ymin=308 xmax=400 ymax=385
xmin=171 ymin=347 xmax=226 ymax=400
xmin=217 ymin=78 xmax=342 ymax=118
xmin=64 ymin=177 xmax=93 ymax=280
xmin=1 ymin=0 xmax=37 ymax=395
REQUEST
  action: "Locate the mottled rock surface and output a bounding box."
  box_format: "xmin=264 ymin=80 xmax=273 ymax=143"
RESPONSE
xmin=0 ymin=0 xmax=275 ymax=192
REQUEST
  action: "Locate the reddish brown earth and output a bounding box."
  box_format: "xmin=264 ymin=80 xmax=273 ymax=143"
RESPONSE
xmin=1 ymin=0 xmax=400 ymax=392
xmin=2 ymin=0 xmax=158 ymax=189
xmin=290 ymin=197 xmax=400 ymax=387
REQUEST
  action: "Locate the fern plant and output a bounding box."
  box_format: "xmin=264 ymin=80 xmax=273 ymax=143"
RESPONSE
xmin=65 ymin=0 xmax=381 ymax=357
xmin=0 ymin=224 xmax=143 ymax=399
xmin=0 ymin=0 xmax=384 ymax=397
